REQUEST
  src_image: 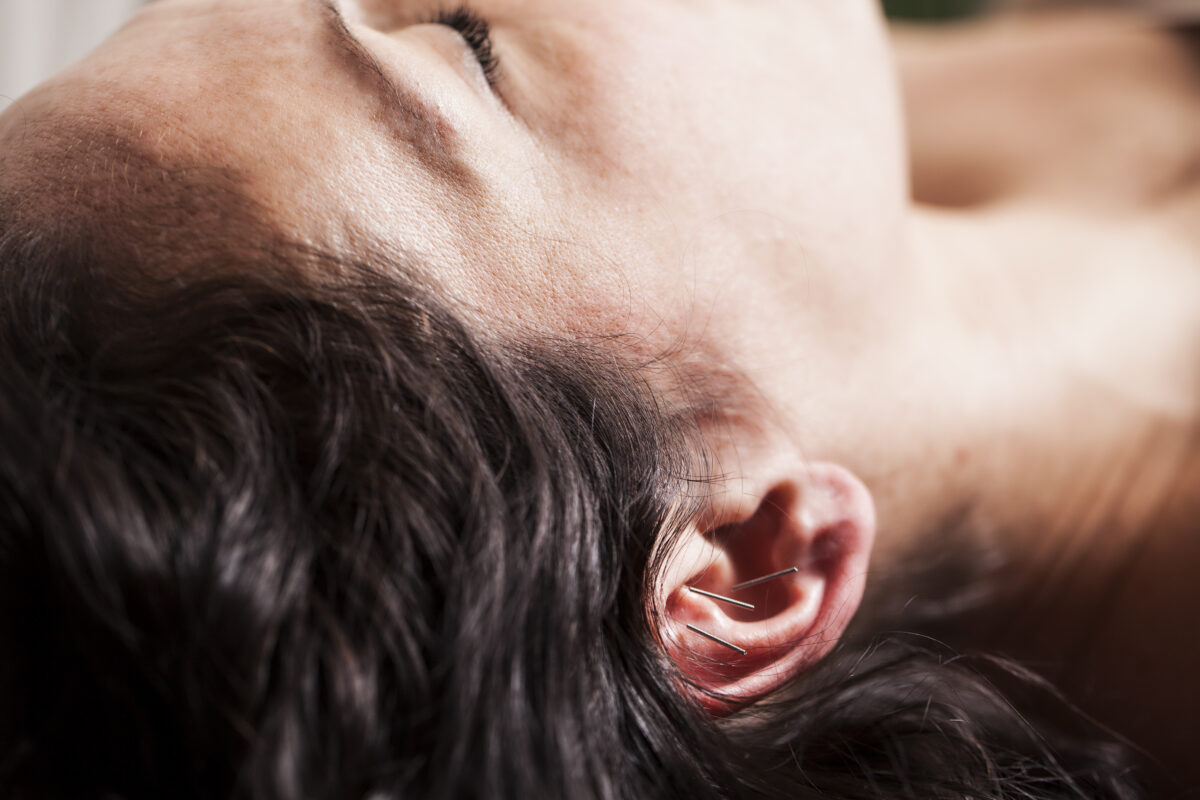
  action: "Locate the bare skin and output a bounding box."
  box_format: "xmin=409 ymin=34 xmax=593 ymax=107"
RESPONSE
xmin=0 ymin=0 xmax=1197 ymax=788
xmin=896 ymin=10 xmax=1200 ymax=787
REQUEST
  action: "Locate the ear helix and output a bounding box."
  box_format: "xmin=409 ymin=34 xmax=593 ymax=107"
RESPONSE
xmin=683 ymin=566 xmax=800 ymax=654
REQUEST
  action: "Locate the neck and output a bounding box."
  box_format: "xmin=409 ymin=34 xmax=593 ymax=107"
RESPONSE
xmin=909 ymin=201 xmax=1199 ymax=547
xmin=899 ymin=201 xmax=1200 ymax=788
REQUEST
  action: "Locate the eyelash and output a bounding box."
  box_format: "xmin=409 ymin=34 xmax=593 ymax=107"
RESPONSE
xmin=429 ymin=6 xmax=501 ymax=87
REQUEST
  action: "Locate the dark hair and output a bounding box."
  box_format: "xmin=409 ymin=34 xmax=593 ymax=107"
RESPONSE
xmin=0 ymin=133 xmax=1143 ymax=799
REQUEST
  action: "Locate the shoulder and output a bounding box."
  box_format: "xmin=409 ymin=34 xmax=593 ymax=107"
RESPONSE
xmin=894 ymin=9 xmax=1200 ymax=212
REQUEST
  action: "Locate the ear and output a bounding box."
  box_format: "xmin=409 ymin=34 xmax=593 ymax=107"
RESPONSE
xmin=659 ymin=461 xmax=875 ymax=713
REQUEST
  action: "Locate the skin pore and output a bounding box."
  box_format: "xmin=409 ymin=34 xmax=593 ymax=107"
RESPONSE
xmin=1 ymin=0 xmax=1199 ymax=786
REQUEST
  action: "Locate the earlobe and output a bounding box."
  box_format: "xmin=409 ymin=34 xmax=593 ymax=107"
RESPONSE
xmin=659 ymin=462 xmax=875 ymax=713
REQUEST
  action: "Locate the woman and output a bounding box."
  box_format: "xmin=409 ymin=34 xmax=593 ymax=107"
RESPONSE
xmin=0 ymin=0 xmax=1193 ymax=797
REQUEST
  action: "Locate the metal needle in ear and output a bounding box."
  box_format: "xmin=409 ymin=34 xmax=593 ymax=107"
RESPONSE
xmin=685 ymin=624 xmax=747 ymax=655
xmin=687 ymin=586 xmax=755 ymax=610
xmin=731 ymin=566 xmax=799 ymax=591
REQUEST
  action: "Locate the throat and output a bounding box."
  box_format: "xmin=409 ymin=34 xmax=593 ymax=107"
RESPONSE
xmin=909 ymin=201 xmax=1200 ymax=589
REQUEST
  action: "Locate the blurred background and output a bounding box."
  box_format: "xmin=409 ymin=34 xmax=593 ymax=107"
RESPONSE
xmin=0 ymin=0 xmax=142 ymax=103
xmin=883 ymin=0 xmax=1200 ymax=21
xmin=884 ymin=0 xmax=991 ymax=19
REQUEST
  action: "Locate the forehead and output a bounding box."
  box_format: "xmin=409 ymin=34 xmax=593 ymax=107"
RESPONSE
xmin=1 ymin=0 xmax=904 ymax=353
xmin=0 ymin=101 xmax=626 ymax=351
xmin=0 ymin=103 xmax=280 ymax=287
xmin=5 ymin=11 xmax=490 ymax=272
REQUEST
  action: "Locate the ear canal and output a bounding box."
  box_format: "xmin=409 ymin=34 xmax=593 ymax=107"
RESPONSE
xmin=659 ymin=462 xmax=876 ymax=713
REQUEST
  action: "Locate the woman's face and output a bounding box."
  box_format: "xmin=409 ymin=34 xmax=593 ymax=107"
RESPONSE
xmin=2 ymin=0 xmax=908 ymax=354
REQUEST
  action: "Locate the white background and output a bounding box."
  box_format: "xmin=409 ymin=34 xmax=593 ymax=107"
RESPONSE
xmin=0 ymin=0 xmax=143 ymax=108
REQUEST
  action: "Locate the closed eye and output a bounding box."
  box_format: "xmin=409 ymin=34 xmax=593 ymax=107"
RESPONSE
xmin=429 ymin=6 xmax=501 ymax=88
